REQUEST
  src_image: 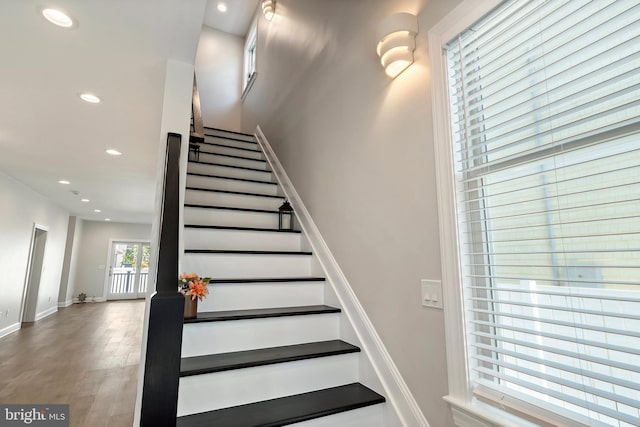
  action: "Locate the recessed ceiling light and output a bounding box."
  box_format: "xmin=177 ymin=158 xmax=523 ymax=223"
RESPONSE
xmin=105 ymin=149 xmax=122 ymax=156
xmin=217 ymin=2 xmax=228 ymax=13
xmin=105 ymin=218 xmax=111 ymax=222
xmin=81 ymin=198 xmax=90 ymax=202
xmin=79 ymin=93 xmax=101 ymax=104
xmin=58 ymin=180 xmax=70 ymax=185
xmin=94 ymin=209 xmax=101 ymax=213
xmin=41 ymin=8 xmax=75 ymax=28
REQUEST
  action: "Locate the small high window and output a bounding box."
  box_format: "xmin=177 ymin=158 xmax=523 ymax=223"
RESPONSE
xmin=242 ymin=18 xmax=258 ymax=100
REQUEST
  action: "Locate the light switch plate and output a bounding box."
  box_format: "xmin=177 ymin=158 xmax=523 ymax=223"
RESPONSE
xmin=421 ymin=279 xmax=443 ymax=309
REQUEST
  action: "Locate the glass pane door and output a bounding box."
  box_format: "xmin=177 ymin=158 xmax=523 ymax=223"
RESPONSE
xmin=107 ymin=241 xmax=149 ymax=300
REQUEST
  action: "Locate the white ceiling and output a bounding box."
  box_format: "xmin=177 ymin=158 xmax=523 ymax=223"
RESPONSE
xmin=203 ymin=0 xmax=260 ymax=36
xmin=0 ymin=0 xmax=206 ymax=224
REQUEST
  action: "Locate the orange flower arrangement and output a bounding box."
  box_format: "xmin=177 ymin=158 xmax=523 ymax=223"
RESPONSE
xmin=178 ymin=273 xmax=211 ymax=301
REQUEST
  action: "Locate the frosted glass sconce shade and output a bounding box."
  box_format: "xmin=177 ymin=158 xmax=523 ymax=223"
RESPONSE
xmin=262 ymin=0 xmax=276 ymax=21
xmin=376 ymin=13 xmax=418 ymax=78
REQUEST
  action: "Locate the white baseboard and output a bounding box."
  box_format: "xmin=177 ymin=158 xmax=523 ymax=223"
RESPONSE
xmin=72 ymin=296 xmax=106 ymax=303
xmin=34 ymin=306 xmax=57 ymax=321
xmin=255 ymin=126 xmax=429 ymax=427
xmin=58 ymin=299 xmax=73 ymax=308
xmin=0 ymin=323 xmax=20 ymax=339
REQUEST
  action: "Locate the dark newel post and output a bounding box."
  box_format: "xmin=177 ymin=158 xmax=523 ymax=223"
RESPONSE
xmin=140 ymin=133 xmax=183 ymax=427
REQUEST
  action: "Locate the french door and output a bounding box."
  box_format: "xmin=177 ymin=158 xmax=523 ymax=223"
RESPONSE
xmin=106 ymin=241 xmax=150 ymax=300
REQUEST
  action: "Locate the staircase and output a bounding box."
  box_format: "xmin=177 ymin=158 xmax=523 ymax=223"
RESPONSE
xmin=176 ymin=127 xmax=387 ymax=426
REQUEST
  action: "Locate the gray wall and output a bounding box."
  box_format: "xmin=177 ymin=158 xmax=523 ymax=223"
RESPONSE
xmin=196 ymin=26 xmax=244 ymax=132
xmin=0 ymin=171 xmax=69 ymax=337
xmin=70 ymin=220 xmax=152 ymax=300
xmin=58 ymin=216 xmax=82 ymax=305
xmin=241 ymin=1 xmax=462 ymax=426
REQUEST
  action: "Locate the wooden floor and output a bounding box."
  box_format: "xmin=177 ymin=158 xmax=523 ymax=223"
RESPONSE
xmin=0 ymin=301 xmax=145 ymax=427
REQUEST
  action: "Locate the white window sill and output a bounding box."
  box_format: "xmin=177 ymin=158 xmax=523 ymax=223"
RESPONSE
xmin=445 ymin=395 xmax=541 ymax=427
xmin=241 ymin=72 xmax=257 ymax=102
xmin=444 ymin=393 xmax=605 ymax=427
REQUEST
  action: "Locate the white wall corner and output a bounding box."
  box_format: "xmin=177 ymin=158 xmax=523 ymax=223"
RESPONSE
xmin=34 ymin=306 xmax=57 ymax=321
xmin=255 ymin=125 xmax=430 ymax=427
xmin=57 ymin=300 xmax=73 ymax=308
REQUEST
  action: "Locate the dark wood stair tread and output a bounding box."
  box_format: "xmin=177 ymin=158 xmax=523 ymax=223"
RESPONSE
xmin=187 ymin=172 xmax=276 ymax=185
xmin=208 ymin=277 xmax=326 ymax=284
xmin=198 ymin=152 xmax=267 ymax=163
xmin=203 ymin=134 xmax=257 ymax=144
xmin=185 ymin=250 xmax=311 ymax=255
xmin=185 ymin=224 xmax=300 ymax=233
xmin=176 ymin=383 xmax=385 ymax=427
xmin=180 ymin=340 xmax=359 ymax=377
xmin=189 ymin=160 xmax=269 ymax=173
xmin=184 ymin=305 xmax=340 ymax=323
xmin=198 ymin=141 xmax=261 ymax=153
xmin=189 ymin=134 xmax=205 ymax=144
xmin=186 ymin=187 xmax=284 ymax=199
xmin=204 ymin=127 xmax=256 ymax=138
xmin=204 ymin=126 xmax=254 ymax=136
xmin=184 ymin=204 xmax=279 ymax=214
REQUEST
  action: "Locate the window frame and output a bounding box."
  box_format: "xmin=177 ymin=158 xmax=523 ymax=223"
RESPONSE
xmin=242 ymin=16 xmax=258 ymax=101
xmin=426 ymin=1 xmax=616 ymax=426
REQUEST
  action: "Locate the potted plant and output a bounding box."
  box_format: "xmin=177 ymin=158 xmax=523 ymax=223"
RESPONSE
xmin=178 ymin=273 xmax=210 ymax=319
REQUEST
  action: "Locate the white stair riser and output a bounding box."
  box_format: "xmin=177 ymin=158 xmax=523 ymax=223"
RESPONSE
xmin=198 ymin=152 xmax=269 ymax=170
xmin=182 ymin=253 xmax=311 ymax=279
xmin=184 ymin=228 xmax=302 ymax=251
xmin=199 ymin=144 xmax=263 ymax=160
xmin=291 ymin=404 xmax=387 ymax=427
xmin=185 ymin=190 xmax=283 ymax=211
xmin=199 ymin=282 xmax=325 ymax=311
xmin=181 ymin=314 xmax=340 ymax=356
xmin=205 ymin=135 xmax=256 ymax=148
xmin=177 ymin=354 xmax=359 ymax=416
xmin=188 ymin=162 xmax=273 ymax=182
xmin=178 ymin=353 xmax=358 ymax=416
xmin=183 ymin=207 xmax=279 ymax=228
xmin=186 ymin=175 xmax=279 ymax=196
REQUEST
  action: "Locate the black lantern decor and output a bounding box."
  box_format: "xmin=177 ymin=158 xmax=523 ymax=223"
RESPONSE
xmin=278 ymin=199 xmax=294 ymax=230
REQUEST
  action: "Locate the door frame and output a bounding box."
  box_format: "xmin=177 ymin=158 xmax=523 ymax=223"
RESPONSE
xmin=20 ymin=223 xmax=49 ymax=323
xmin=103 ymin=238 xmax=151 ymax=300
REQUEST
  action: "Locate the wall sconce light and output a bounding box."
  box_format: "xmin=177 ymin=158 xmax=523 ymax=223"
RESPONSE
xmin=262 ymin=0 xmax=276 ymax=21
xmin=376 ymin=13 xmax=418 ymax=78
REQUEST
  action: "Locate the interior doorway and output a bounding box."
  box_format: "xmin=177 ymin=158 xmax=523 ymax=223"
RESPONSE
xmin=21 ymin=225 xmax=48 ymax=323
xmin=105 ymin=241 xmax=150 ymax=300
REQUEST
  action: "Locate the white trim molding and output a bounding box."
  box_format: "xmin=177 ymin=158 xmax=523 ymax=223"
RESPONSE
xmin=427 ymin=1 xmax=502 ymax=426
xmin=255 ymin=125 xmax=429 ymax=427
xmin=58 ymin=299 xmax=73 ymax=308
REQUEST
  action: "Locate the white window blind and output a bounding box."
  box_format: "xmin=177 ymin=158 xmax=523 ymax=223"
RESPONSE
xmin=444 ymin=0 xmax=640 ymax=426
